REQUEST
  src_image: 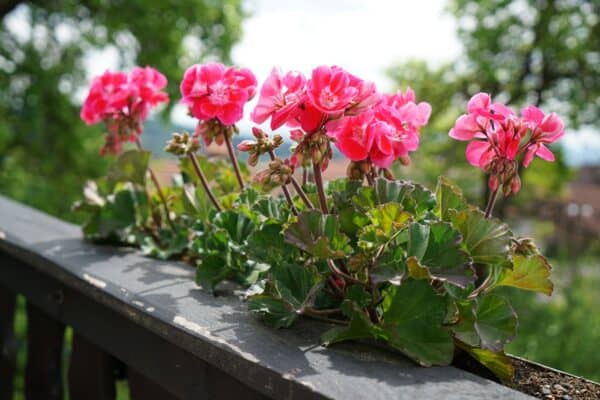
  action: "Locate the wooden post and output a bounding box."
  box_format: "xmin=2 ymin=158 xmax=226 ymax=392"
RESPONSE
xmin=25 ymin=302 xmax=65 ymax=400
xmin=68 ymin=333 xmax=116 ymax=400
xmin=0 ymin=286 xmax=16 ymax=400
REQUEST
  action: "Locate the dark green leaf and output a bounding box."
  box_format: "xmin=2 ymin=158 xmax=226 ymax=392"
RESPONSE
xmin=284 ymin=210 xmax=352 ymax=258
xmin=474 ymin=295 xmax=518 ymax=352
xmin=381 ymin=280 xmax=454 ymax=366
xmin=449 ymin=207 xmax=511 ymax=266
xmin=248 ymin=296 xmax=297 ymax=328
xmin=435 ymin=176 xmax=467 ymax=221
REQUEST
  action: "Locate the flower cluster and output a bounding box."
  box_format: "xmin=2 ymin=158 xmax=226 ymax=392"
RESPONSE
xmin=449 ymin=93 xmax=564 ymax=195
xmin=237 ymin=127 xmax=284 ymax=166
xmin=81 ymin=67 xmax=169 ymax=155
xmin=251 ymin=66 xmax=430 ymax=173
xmin=180 ymin=62 xmax=257 ymax=127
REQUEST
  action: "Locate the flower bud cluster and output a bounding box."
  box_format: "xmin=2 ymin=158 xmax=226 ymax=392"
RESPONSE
xmin=237 ymin=127 xmax=284 ymax=166
xmin=195 ymin=119 xmax=238 ymax=146
xmin=164 ymin=132 xmax=200 ymax=157
xmin=254 ymin=158 xmax=294 ymax=188
xmin=289 ymin=130 xmax=333 ymax=170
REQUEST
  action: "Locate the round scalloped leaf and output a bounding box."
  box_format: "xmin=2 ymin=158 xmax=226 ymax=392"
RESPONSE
xmin=474 ymin=295 xmax=518 ymax=352
xmin=248 ymin=295 xmax=298 ymax=329
xmin=496 ymin=254 xmax=553 ymax=296
xmin=435 ymin=176 xmax=468 ymax=221
xmin=381 ymin=280 xmax=454 ymax=366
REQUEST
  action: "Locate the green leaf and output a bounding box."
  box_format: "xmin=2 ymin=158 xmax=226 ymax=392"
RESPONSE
xmin=370 ymin=245 xmax=406 ymax=285
xmin=196 ymin=254 xmax=230 ymax=291
xmin=457 ymin=343 xmax=514 ymax=382
xmin=248 ymin=296 xmax=297 ymax=328
xmin=365 ymin=202 xmax=412 ymax=241
xmin=407 ymin=222 xmax=474 ymax=287
xmin=474 ymin=295 xmax=518 ymax=352
xmin=435 ymin=176 xmax=467 ymax=221
xmin=213 ymin=210 xmax=255 ymax=244
xmin=381 ymin=280 xmax=454 ymax=366
xmin=284 ymin=210 xmax=352 ymax=258
xmin=449 ymin=301 xmax=480 ymax=347
xmin=322 ymin=303 xmax=382 ymax=345
xmin=403 ymin=183 xmax=437 ymax=220
xmin=449 ymin=207 xmax=511 ymax=266
xmin=353 ymin=179 xmax=415 ymax=210
xmin=345 ymin=285 xmax=371 ymax=307
xmin=270 ymin=263 xmax=322 ymax=309
xmin=247 ymin=223 xmax=298 ymax=265
xmin=495 ymin=254 xmax=553 ymax=296
xmin=140 ymin=229 xmax=189 ymax=260
xmin=107 ymin=150 xmax=151 ymax=186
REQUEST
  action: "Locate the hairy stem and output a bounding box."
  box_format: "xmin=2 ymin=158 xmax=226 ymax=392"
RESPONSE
xmin=312 ymin=162 xmax=328 ymax=213
xmin=224 ymin=133 xmax=244 ymax=190
xmin=189 ymin=153 xmax=222 ymax=212
xmin=290 ymin=176 xmax=314 ymax=209
xmin=135 ymin=138 xmax=175 ymax=230
xmin=267 ymin=150 xmax=297 ymax=216
xmin=484 ymin=188 xmax=499 ymax=218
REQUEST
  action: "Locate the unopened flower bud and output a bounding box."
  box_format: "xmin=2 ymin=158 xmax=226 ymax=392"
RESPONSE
xmin=248 ymin=152 xmax=259 ymax=167
xmin=488 ymin=175 xmax=500 ymax=192
xmin=347 ymin=162 xmax=364 ymax=180
xmin=237 ymin=140 xmax=255 ymax=152
xmin=290 ymin=129 xmax=304 ymax=142
xmin=398 ymin=156 xmax=411 ymax=166
xmin=510 ymin=174 xmax=521 ymax=194
xmin=382 ymin=168 xmax=394 ymax=180
xmin=252 ymin=126 xmax=267 ymax=139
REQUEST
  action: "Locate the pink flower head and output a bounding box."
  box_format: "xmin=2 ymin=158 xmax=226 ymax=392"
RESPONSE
xmin=521 ymin=105 xmax=564 ymax=167
xmin=251 ymin=67 xmax=306 ymax=130
xmin=80 ymin=70 xmax=130 ymax=125
xmin=467 ymin=92 xmax=514 ymax=121
xmin=465 ymin=124 xmax=520 ymax=169
xmin=306 ymin=65 xmax=358 ymax=114
xmin=80 ymin=67 xmax=169 ymax=155
xmin=130 ymin=66 xmax=169 ymax=114
xmin=180 ymin=62 xmax=257 ymax=126
xmin=328 ymin=110 xmax=376 ymax=161
xmin=346 ymin=74 xmax=380 ymax=115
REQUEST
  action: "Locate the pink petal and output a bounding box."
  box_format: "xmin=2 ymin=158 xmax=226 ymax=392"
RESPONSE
xmin=465 ymin=141 xmax=491 ymax=167
xmin=535 ymin=144 xmax=555 ymax=162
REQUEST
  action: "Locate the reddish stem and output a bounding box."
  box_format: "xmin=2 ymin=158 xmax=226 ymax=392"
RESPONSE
xmin=312 ymin=162 xmax=328 ymax=214
xmin=224 ymin=133 xmax=244 ymax=190
xmin=484 ymin=188 xmax=499 ymax=218
xmin=189 ymin=152 xmax=222 ymax=212
xmin=267 ymin=150 xmax=297 ymax=216
xmin=290 ymin=176 xmax=314 ymax=209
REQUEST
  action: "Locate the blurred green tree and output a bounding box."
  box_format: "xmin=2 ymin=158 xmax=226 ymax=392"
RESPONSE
xmin=389 ymin=0 xmax=598 ymax=207
xmin=0 ymin=0 xmax=245 ymax=221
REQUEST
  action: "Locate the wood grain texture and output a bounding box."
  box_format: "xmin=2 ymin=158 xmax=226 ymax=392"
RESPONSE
xmin=0 ymin=195 xmax=532 ymax=399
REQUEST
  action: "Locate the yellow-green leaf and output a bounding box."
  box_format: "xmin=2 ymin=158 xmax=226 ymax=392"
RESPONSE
xmin=496 ymin=254 xmax=553 ymax=296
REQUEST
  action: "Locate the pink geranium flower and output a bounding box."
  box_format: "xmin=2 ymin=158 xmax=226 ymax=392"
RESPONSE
xmin=328 ymin=111 xmax=376 ymax=161
xmin=521 ymin=105 xmax=564 ymax=167
xmin=306 ymin=65 xmax=358 ymax=114
xmin=80 ymin=67 xmax=169 ymax=155
xmin=251 ymin=67 xmax=306 ymax=130
xmin=180 ymin=62 xmax=257 ymax=126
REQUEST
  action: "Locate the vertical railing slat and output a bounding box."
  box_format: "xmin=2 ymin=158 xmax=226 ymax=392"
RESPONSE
xmin=128 ymin=367 xmax=179 ymax=400
xmin=68 ymin=332 xmax=116 ymax=400
xmin=0 ymin=286 xmax=16 ymax=400
xmin=25 ymin=302 xmax=65 ymax=400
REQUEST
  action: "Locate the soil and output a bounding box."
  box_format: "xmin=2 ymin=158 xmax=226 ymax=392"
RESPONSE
xmin=453 ymin=352 xmax=600 ymax=399
xmin=506 ymin=357 xmax=600 ymax=400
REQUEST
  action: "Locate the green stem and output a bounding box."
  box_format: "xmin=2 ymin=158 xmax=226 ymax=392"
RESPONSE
xmin=135 ymin=138 xmax=175 ymax=231
xmin=189 ymin=152 xmax=222 ymax=212
xmin=224 ymin=133 xmax=244 ymax=190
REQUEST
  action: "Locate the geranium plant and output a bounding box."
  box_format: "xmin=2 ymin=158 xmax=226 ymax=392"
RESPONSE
xmin=75 ymin=62 xmax=562 ymax=381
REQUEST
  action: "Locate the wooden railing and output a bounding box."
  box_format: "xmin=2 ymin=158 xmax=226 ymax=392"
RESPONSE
xmin=0 ymin=195 xmax=530 ymax=399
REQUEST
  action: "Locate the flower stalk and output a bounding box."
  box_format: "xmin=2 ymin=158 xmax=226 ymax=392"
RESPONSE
xmin=135 ymin=138 xmax=175 ymax=230
xmin=224 ymin=132 xmax=245 ymax=190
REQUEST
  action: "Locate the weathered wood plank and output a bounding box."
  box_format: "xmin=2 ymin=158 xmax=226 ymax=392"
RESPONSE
xmin=128 ymin=367 xmax=178 ymax=400
xmin=68 ymin=333 xmax=116 ymax=400
xmin=0 ymin=286 xmax=16 ymax=400
xmin=0 ymin=195 xmax=532 ymax=399
xmin=25 ymin=302 xmax=65 ymax=400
